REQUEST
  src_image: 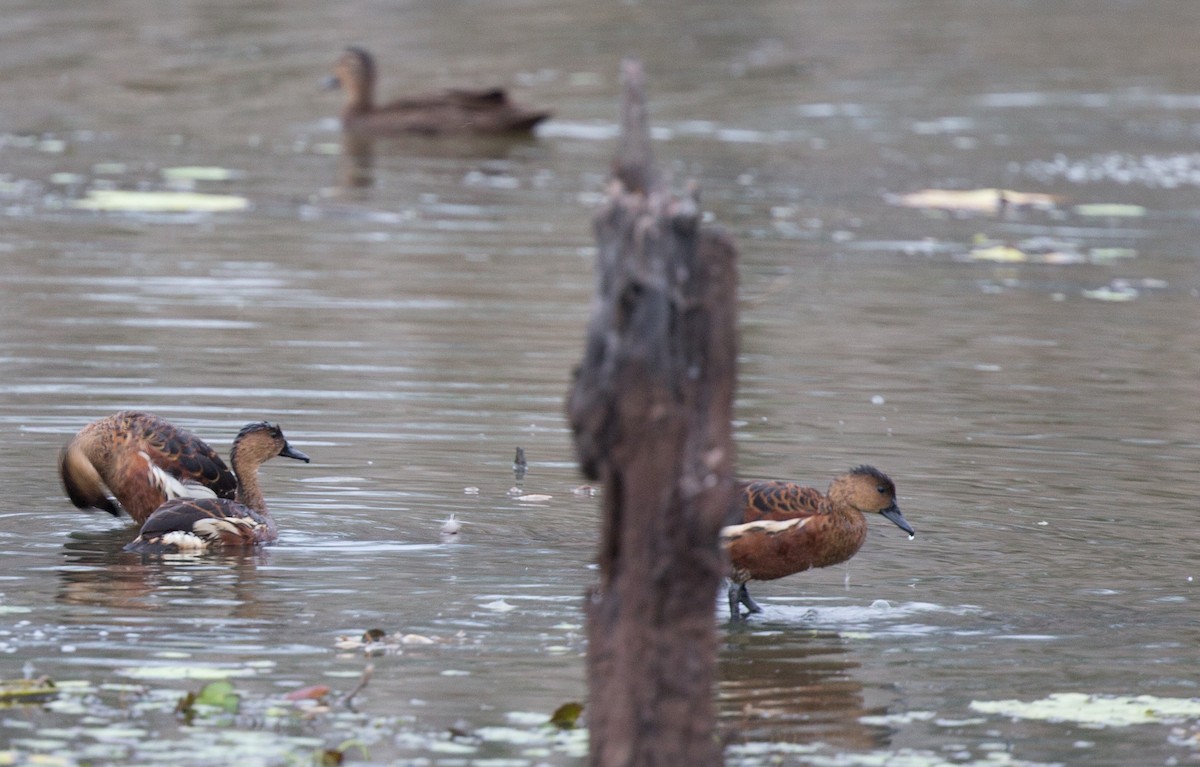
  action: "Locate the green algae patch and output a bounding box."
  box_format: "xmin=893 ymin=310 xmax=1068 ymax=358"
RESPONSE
xmin=71 ymin=190 xmax=248 ymax=213
xmin=970 ymin=692 xmax=1200 ymax=727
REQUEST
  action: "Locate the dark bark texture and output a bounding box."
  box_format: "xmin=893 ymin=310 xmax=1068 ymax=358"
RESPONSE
xmin=567 ymin=60 xmax=738 ymax=767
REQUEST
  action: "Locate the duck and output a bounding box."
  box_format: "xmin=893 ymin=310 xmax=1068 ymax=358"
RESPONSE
xmin=59 ymin=411 xmax=239 ymax=525
xmin=721 ymin=465 xmax=914 ymax=621
xmin=327 ymin=47 xmax=551 ymax=136
xmin=125 ymin=422 xmax=309 ymax=553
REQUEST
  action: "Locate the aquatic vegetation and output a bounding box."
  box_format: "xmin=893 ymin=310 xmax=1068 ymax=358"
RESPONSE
xmin=0 ymin=678 xmax=58 ymax=707
xmin=971 ymin=692 xmax=1200 ymax=727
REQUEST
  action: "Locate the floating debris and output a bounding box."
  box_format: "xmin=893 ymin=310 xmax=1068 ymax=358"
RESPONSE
xmin=513 ymin=446 xmax=528 ymax=482
xmin=333 ymin=629 xmax=453 ymax=654
xmin=515 ymin=493 xmax=553 ymax=503
xmin=440 ymin=514 xmax=462 ymax=537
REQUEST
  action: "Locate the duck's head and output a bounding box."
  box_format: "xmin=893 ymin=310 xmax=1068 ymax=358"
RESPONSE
xmin=327 ymin=47 xmax=376 ymax=109
xmin=230 ymin=422 xmax=310 ymax=468
xmin=832 ymin=465 xmax=914 ymax=536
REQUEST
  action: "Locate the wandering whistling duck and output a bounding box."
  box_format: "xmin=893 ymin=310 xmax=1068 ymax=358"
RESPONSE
xmin=721 ymin=465 xmax=915 ymax=621
xmin=59 ymin=411 xmax=238 ymax=525
xmin=327 ymin=47 xmax=551 ymax=136
xmin=125 ymin=422 xmax=309 ymax=553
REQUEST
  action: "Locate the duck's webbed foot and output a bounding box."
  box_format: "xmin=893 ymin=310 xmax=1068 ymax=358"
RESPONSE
xmin=725 ymin=579 xmax=762 ymax=622
xmin=737 ymin=583 xmax=763 ymax=614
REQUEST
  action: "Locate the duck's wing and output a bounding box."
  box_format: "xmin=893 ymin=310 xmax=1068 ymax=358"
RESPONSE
xmin=124 ymin=415 xmax=236 ymax=499
xmin=140 ymin=452 xmax=221 ymax=501
xmin=721 ymin=516 xmax=823 ymax=582
xmin=372 ymin=89 xmax=549 ymax=134
xmin=125 ymin=499 xmax=274 ymax=553
xmin=737 ymin=480 xmax=825 ymax=523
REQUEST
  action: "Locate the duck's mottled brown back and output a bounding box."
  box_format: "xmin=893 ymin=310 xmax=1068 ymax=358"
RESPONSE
xmin=736 ymin=480 xmax=827 ymax=524
xmin=58 ymin=411 xmax=236 ymax=524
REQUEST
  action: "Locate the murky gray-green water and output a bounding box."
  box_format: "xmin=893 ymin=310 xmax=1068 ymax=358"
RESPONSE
xmin=3 ymin=1 xmax=1200 ymax=765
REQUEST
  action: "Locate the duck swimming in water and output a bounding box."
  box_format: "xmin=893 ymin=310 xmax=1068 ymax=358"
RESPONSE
xmin=125 ymin=421 xmax=309 ymax=553
xmin=721 ymin=465 xmax=914 ymax=621
xmin=59 ymin=411 xmax=238 ymax=525
xmin=327 ymin=47 xmax=551 ymax=136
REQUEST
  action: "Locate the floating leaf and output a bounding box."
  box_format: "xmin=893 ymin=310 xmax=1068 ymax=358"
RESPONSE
xmin=549 ymin=701 xmax=584 ymax=729
xmin=1073 ymin=203 xmax=1146 ymax=218
xmin=892 ymin=188 xmax=1058 ymax=213
xmin=968 ymin=244 xmax=1027 ymax=263
xmin=194 ymin=680 xmax=240 ymax=714
xmin=161 ymin=166 xmax=243 ymax=182
xmin=283 ymin=685 xmax=330 ymax=702
xmin=1082 ymin=286 xmax=1138 ymax=302
xmin=72 ymin=189 xmax=248 ymax=213
xmin=481 ymin=599 xmax=517 ymax=613
xmin=0 ymin=677 xmax=57 ymax=706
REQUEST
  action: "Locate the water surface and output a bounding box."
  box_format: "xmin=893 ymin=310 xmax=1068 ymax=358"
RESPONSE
xmin=3 ymin=1 xmax=1200 ymax=765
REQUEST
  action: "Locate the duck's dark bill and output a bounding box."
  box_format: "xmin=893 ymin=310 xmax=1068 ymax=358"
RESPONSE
xmin=880 ymin=504 xmax=915 ymax=536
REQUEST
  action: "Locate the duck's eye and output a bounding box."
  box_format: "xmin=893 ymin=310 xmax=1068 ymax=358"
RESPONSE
xmin=876 ymin=485 xmax=887 ymax=494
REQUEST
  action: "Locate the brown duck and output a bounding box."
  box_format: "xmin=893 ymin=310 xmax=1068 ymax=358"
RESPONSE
xmin=59 ymin=411 xmax=238 ymax=525
xmin=721 ymin=465 xmax=914 ymax=621
xmin=327 ymin=47 xmax=551 ymax=136
xmin=125 ymin=422 xmax=309 ymax=553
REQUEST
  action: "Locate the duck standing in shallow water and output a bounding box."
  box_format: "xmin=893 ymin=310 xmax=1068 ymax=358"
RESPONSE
xmin=59 ymin=411 xmax=238 ymax=525
xmin=721 ymin=465 xmax=914 ymax=621
xmin=327 ymin=47 xmax=551 ymax=136
xmin=126 ymin=422 xmax=309 ymax=553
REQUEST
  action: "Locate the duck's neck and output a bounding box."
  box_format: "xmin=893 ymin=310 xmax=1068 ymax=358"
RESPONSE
xmin=234 ymin=468 xmax=268 ymax=513
xmin=344 ymin=82 xmax=374 ymax=117
xmin=229 ymin=449 xmax=269 ymax=515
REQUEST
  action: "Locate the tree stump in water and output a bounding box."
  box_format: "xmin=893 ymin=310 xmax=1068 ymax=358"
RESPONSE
xmin=567 ymin=60 xmax=738 ymax=767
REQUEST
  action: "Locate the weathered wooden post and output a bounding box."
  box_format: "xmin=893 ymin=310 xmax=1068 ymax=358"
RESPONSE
xmin=567 ymin=60 xmax=738 ymax=767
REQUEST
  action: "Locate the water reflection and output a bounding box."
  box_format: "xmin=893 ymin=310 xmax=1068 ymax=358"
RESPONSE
xmin=58 ymin=530 xmax=277 ymax=620
xmin=719 ymin=630 xmax=889 ymax=750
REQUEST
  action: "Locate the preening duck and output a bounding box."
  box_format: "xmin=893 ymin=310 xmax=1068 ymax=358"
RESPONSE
xmin=59 ymin=411 xmax=237 ymax=525
xmin=721 ymin=465 xmax=914 ymax=621
xmin=327 ymin=47 xmax=551 ymax=136
xmin=125 ymin=422 xmax=309 ymax=554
